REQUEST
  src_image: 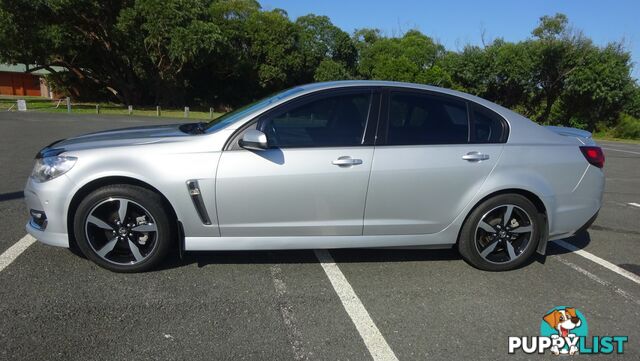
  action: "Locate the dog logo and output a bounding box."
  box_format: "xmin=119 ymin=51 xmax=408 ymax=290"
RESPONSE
xmin=542 ymin=307 xmax=582 ymax=355
xmin=542 ymin=307 xmax=585 ymax=355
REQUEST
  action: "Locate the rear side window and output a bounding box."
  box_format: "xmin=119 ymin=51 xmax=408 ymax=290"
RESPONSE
xmin=386 ymin=92 xmax=469 ymax=145
xmin=471 ymin=105 xmax=508 ymax=143
xmin=261 ymin=92 xmax=372 ymax=148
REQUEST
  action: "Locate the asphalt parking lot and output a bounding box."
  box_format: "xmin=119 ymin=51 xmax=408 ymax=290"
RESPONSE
xmin=0 ymin=111 xmax=638 ymax=360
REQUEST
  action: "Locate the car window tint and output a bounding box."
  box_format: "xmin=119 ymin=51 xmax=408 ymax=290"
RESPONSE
xmin=387 ymin=92 xmax=469 ymax=145
xmin=473 ymin=106 xmax=506 ymax=143
xmin=264 ymin=92 xmax=371 ymax=147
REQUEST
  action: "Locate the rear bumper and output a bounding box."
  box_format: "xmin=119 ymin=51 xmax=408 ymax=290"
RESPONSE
xmin=576 ymin=210 xmax=599 ymax=235
xmin=548 ymin=165 xmax=604 ymax=239
xmin=538 ymin=209 xmax=599 ymax=255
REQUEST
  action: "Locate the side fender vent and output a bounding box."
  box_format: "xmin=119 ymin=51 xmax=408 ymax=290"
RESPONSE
xmin=186 ymin=180 xmax=212 ymax=225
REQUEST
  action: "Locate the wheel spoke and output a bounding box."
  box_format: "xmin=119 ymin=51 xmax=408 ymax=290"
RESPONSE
xmin=478 ymin=220 xmax=497 ymax=233
xmin=503 ymin=205 xmax=514 ymax=226
xmin=96 ymin=237 xmax=118 ymax=257
xmin=506 ymin=241 xmax=517 ymax=260
xmin=118 ymin=199 xmax=129 ymax=222
xmin=87 ymin=215 xmax=113 ymax=230
xmin=480 ymin=240 xmax=499 ymax=258
xmin=127 ymin=239 xmax=144 ymax=262
xmin=512 ymin=225 xmax=532 ymax=234
xmin=131 ymin=223 xmax=157 ymax=232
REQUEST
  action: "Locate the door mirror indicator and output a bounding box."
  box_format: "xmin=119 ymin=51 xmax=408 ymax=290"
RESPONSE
xmin=239 ymin=129 xmax=268 ymax=151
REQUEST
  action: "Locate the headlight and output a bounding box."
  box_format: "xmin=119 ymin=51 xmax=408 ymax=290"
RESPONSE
xmin=31 ymin=156 xmax=77 ymax=183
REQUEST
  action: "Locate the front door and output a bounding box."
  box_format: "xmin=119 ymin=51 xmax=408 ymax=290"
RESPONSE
xmin=216 ymin=89 xmax=379 ymax=237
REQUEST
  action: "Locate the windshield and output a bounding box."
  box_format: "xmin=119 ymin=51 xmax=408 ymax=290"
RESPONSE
xmin=205 ymin=86 xmax=306 ymax=133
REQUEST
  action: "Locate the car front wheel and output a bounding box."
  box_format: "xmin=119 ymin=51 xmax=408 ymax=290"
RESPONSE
xmin=458 ymin=194 xmax=542 ymax=271
xmin=73 ymin=184 xmax=173 ymax=272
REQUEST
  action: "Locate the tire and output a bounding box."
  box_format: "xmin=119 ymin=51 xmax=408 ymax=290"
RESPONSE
xmin=458 ymin=194 xmax=542 ymax=271
xmin=73 ymin=184 xmax=174 ymax=272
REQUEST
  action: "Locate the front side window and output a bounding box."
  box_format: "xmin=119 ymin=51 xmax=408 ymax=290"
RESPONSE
xmin=205 ymin=86 xmax=306 ymax=133
xmin=261 ymin=91 xmax=372 ymax=148
xmin=386 ymin=92 xmax=469 ymax=145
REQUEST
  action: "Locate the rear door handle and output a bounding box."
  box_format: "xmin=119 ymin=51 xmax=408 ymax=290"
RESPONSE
xmin=462 ymin=151 xmax=490 ymax=162
xmin=332 ymin=156 xmax=363 ymax=167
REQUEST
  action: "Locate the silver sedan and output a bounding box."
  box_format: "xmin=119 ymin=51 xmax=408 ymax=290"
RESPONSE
xmin=24 ymin=81 xmax=605 ymax=272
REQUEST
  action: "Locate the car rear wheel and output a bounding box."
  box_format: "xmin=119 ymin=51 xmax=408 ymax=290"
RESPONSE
xmin=73 ymin=184 xmax=173 ymax=272
xmin=458 ymin=194 xmax=542 ymax=271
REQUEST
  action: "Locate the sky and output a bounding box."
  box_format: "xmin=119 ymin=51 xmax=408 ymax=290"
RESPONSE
xmin=262 ymin=0 xmax=640 ymax=80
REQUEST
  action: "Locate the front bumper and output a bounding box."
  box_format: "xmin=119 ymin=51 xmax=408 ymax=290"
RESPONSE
xmin=25 ymin=221 xmax=69 ymax=247
xmin=24 ymin=175 xmax=73 ymax=248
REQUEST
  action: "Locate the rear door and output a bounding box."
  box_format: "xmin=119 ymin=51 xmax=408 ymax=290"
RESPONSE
xmin=363 ymin=89 xmax=507 ymax=235
xmin=216 ymin=88 xmax=380 ymax=237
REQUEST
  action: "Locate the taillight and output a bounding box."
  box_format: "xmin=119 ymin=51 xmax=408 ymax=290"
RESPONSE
xmin=579 ymin=146 xmax=605 ymax=168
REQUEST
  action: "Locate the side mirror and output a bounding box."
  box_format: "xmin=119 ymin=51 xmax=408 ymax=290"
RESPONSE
xmin=239 ymin=129 xmax=268 ymax=151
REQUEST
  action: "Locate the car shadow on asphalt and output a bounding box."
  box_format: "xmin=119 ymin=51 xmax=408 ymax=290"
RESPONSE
xmin=543 ymin=230 xmax=640 ymax=276
xmin=67 ymin=230 xmax=595 ymax=272
xmin=0 ymin=191 xmax=24 ymax=202
xmin=544 ymin=230 xmax=591 ymax=257
xmin=160 ymin=245 xmax=560 ymax=272
xmin=161 ymin=232 xmax=598 ymax=272
xmin=157 ymin=230 xmax=640 ymax=276
xmin=531 ymin=230 xmax=592 ymax=266
xmin=156 ymin=247 xmax=464 ymax=271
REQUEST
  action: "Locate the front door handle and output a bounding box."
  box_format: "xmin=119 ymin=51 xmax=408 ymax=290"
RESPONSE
xmin=462 ymin=151 xmax=490 ymax=162
xmin=332 ymin=156 xmax=363 ymax=167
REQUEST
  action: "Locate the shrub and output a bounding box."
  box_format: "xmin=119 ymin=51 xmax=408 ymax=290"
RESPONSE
xmin=612 ymin=114 xmax=640 ymax=139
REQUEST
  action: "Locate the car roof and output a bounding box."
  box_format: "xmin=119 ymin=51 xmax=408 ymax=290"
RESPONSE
xmin=297 ymin=80 xmax=502 ymax=111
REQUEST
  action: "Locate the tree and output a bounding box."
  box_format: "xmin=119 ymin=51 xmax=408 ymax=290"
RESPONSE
xmin=244 ymin=9 xmax=304 ymax=93
xmin=356 ymin=30 xmax=445 ymax=83
xmin=441 ymin=45 xmax=492 ymax=94
xmin=1 ymin=0 xmax=140 ymax=104
xmin=296 ymin=15 xmax=357 ymax=80
xmin=559 ymin=43 xmax=635 ymax=129
xmin=352 ymin=28 xmax=382 ymax=53
xmin=314 ymin=59 xmax=351 ymax=81
xmin=485 ymin=41 xmax=537 ymax=112
xmin=529 ymin=13 xmax=590 ymax=124
xmin=532 ymin=13 xmax=568 ymax=40
xmin=0 ymin=0 xmax=222 ymax=105
xmin=0 ymin=2 xmax=637 ymax=135
xmin=623 ymin=84 xmax=640 ymax=118
xmin=202 ymin=0 xmax=262 ymax=106
xmin=132 ymin=0 xmax=221 ymax=105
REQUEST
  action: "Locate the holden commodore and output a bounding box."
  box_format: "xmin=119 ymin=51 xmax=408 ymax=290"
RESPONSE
xmin=24 ymin=81 xmax=605 ymax=272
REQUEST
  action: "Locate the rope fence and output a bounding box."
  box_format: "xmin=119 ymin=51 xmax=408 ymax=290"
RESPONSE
xmin=0 ymin=97 xmax=221 ymax=120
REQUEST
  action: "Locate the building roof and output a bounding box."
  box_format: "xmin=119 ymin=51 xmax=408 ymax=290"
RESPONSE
xmin=0 ymin=63 xmax=65 ymax=75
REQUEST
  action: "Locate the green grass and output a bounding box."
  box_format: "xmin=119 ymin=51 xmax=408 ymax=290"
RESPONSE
xmin=0 ymin=97 xmax=223 ymax=120
xmin=592 ymin=134 xmax=640 ymax=144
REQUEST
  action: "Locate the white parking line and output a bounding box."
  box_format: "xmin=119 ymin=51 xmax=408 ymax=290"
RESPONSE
xmin=552 ymin=239 xmax=640 ymax=285
xmin=601 ymin=147 xmax=640 ymax=155
xmin=0 ymin=235 xmax=36 ymax=272
xmin=314 ymin=250 xmax=398 ymax=361
xmin=554 ymin=255 xmax=640 ymax=306
xmin=628 ymin=202 xmax=640 ymax=208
